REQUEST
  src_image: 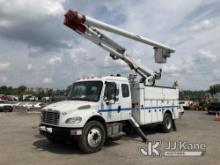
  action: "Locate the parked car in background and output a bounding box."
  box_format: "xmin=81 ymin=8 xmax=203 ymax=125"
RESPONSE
xmin=179 ymin=100 xmax=193 ymax=110
xmin=23 ymin=102 xmax=34 ymax=111
xmin=29 ymin=96 xmax=38 ymax=101
xmin=208 ymin=99 xmax=220 ymax=114
xmin=41 ymin=97 xmax=51 ymax=102
xmin=0 ymin=95 xmax=13 ymax=101
xmin=23 ymin=95 xmax=38 ymax=101
xmin=33 ymin=102 xmax=47 ymax=108
xmin=8 ymin=95 xmax=19 ymax=101
xmin=24 ymin=102 xmax=47 ymax=111
xmin=0 ymin=101 xmax=14 ymax=112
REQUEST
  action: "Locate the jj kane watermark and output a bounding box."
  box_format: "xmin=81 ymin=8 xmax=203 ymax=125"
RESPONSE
xmin=139 ymin=140 xmax=206 ymax=157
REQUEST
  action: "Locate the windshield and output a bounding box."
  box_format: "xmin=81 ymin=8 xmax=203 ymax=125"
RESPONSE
xmin=68 ymin=81 xmax=103 ymax=102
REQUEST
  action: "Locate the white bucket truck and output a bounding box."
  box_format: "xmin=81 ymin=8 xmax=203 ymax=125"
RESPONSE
xmin=39 ymin=10 xmax=180 ymax=153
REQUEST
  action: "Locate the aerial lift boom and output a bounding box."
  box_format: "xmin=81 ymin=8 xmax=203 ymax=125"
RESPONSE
xmin=64 ymin=10 xmax=175 ymax=85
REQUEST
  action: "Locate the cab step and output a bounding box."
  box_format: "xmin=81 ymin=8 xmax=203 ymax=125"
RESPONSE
xmin=109 ymin=131 xmax=126 ymax=139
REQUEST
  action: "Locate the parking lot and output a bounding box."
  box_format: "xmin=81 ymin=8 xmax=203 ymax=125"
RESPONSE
xmin=0 ymin=111 xmax=219 ymax=165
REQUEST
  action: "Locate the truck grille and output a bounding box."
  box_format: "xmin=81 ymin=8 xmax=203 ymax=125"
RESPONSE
xmin=41 ymin=110 xmax=60 ymax=125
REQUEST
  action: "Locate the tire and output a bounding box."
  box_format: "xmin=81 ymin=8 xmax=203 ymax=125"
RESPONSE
xmin=9 ymin=107 xmax=13 ymax=112
xmin=78 ymin=120 xmax=106 ymax=154
xmin=3 ymin=107 xmax=12 ymax=112
xmin=161 ymin=113 xmax=172 ymax=133
xmin=46 ymin=136 xmax=65 ymax=144
xmin=46 ymin=137 xmax=58 ymax=143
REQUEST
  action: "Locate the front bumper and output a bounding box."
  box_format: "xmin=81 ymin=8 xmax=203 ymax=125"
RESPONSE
xmin=39 ymin=124 xmax=83 ymax=141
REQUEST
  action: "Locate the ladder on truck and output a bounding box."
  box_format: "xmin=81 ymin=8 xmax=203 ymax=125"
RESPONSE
xmin=64 ymin=10 xmax=176 ymax=142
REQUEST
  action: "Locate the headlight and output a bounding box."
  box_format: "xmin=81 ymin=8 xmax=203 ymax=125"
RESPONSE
xmin=65 ymin=117 xmax=82 ymax=124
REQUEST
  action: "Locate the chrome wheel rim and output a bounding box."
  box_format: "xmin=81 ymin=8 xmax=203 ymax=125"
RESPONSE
xmin=87 ymin=127 xmax=102 ymax=148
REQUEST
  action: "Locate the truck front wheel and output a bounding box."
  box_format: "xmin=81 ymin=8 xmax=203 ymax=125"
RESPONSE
xmin=78 ymin=121 xmax=106 ymax=153
xmin=46 ymin=137 xmax=57 ymax=143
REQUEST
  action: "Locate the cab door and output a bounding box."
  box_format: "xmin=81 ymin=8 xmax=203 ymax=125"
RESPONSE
xmin=119 ymin=83 xmax=132 ymax=120
xmin=100 ymin=81 xmax=121 ymax=122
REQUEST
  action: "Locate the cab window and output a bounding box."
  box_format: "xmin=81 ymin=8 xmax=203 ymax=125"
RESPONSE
xmin=104 ymin=82 xmax=117 ymax=100
xmin=122 ymin=84 xmax=129 ymax=97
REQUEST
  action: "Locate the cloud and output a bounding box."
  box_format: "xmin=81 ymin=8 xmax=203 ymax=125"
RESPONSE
xmin=70 ymin=48 xmax=96 ymax=63
xmin=0 ymin=62 xmax=10 ymax=70
xmin=0 ymin=75 xmax=8 ymax=83
xmin=0 ymin=0 xmax=72 ymax=52
xmin=103 ymin=56 xmax=111 ymax=68
xmin=0 ymin=0 xmax=220 ymax=90
xmin=93 ymin=5 xmax=126 ymax=25
xmin=48 ymin=56 xmax=63 ymax=65
xmin=213 ymin=69 xmax=220 ymax=75
xmin=162 ymin=64 xmax=186 ymax=75
xmin=26 ymin=63 xmax=46 ymax=72
xmin=194 ymin=49 xmax=217 ymax=63
xmin=46 ymin=0 xmax=66 ymax=16
xmin=27 ymin=64 xmax=34 ymax=71
xmin=0 ymin=0 xmax=65 ymax=21
xmin=43 ymin=78 xmax=53 ymax=84
xmin=191 ymin=20 xmax=215 ymax=31
xmin=0 ymin=19 xmax=14 ymax=28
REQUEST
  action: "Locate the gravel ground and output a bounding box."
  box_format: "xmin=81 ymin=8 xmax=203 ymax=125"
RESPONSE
xmin=0 ymin=111 xmax=219 ymax=165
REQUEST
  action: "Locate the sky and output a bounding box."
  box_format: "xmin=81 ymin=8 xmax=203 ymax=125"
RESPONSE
xmin=0 ymin=0 xmax=219 ymax=90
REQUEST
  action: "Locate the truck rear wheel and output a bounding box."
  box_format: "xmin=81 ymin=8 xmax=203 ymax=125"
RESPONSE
xmin=161 ymin=113 xmax=172 ymax=133
xmin=78 ymin=121 xmax=106 ymax=153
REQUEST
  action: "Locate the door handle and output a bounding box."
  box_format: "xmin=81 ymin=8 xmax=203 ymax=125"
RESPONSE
xmin=118 ymin=106 xmax=121 ymax=113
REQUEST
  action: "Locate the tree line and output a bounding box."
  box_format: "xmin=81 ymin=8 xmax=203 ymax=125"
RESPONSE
xmin=1 ymin=84 xmax=220 ymax=102
xmin=180 ymin=84 xmax=220 ymax=102
xmin=0 ymin=85 xmax=67 ymax=99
